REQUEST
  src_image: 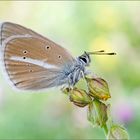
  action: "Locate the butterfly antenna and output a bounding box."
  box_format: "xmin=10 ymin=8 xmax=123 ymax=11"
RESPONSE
xmin=87 ymin=50 xmax=116 ymax=55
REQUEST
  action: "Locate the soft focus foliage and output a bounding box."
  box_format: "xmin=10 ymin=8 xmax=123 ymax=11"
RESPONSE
xmin=0 ymin=1 xmax=140 ymax=139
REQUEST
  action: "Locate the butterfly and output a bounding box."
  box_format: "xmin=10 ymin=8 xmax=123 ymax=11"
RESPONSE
xmin=0 ymin=22 xmax=116 ymax=90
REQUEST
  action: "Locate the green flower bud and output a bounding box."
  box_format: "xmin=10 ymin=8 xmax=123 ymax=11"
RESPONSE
xmin=86 ymin=77 xmax=111 ymax=101
xmin=107 ymin=124 xmax=129 ymax=140
xmin=69 ymin=87 xmax=92 ymax=107
xmin=87 ymin=99 xmax=108 ymax=127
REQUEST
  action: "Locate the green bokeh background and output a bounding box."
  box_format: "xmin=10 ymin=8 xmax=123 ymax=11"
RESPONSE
xmin=0 ymin=1 xmax=140 ymax=139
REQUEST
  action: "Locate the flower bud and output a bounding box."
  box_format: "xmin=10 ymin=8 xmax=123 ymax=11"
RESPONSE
xmin=107 ymin=124 xmax=129 ymax=140
xmin=86 ymin=77 xmax=111 ymax=101
xmin=87 ymin=99 xmax=108 ymax=127
xmin=69 ymin=88 xmax=92 ymax=107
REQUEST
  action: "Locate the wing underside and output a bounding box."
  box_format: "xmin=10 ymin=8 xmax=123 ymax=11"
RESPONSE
xmin=0 ymin=22 xmax=75 ymax=90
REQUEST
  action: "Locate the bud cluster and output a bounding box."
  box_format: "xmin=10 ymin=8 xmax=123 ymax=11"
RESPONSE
xmin=61 ymin=76 xmax=129 ymax=140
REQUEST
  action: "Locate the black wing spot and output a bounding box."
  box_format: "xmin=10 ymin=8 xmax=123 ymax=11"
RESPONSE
xmin=45 ymin=45 xmax=50 ymax=50
xmin=29 ymin=69 xmax=33 ymax=72
xmin=23 ymin=56 xmax=26 ymax=59
xmin=58 ymin=55 xmax=62 ymax=59
xmin=23 ymin=50 xmax=28 ymax=54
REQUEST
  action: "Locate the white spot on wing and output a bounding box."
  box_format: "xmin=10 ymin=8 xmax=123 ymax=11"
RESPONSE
xmin=10 ymin=56 xmax=59 ymax=69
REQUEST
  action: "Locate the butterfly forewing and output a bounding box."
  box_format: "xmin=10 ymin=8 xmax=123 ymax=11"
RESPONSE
xmin=0 ymin=22 xmax=46 ymax=45
xmin=0 ymin=22 xmax=75 ymax=90
xmin=0 ymin=22 xmax=74 ymax=62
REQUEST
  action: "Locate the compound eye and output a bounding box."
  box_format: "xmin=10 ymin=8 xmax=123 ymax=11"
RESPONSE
xmin=80 ymin=57 xmax=87 ymax=63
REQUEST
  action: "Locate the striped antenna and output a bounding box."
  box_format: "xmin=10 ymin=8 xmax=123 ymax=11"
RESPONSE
xmin=87 ymin=50 xmax=116 ymax=55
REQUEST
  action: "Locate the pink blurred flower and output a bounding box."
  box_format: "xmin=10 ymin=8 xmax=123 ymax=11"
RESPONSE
xmin=113 ymin=99 xmax=134 ymax=124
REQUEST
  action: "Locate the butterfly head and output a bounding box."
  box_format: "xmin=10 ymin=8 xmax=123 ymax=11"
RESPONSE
xmin=78 ymin=52 xmax=91 ymax=66
xmin=78 ymin=50 xmax=116 ymax=67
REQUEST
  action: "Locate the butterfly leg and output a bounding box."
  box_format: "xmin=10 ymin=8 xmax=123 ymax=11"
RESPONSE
xmin=80 ymin=70 xmax=89 ymax=91
xmin=60 ymin=79 xmax=72 ymax=93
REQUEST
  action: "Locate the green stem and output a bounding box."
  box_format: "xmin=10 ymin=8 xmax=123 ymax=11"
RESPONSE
xmin=102 ymin=123 xmax=108 ymax=136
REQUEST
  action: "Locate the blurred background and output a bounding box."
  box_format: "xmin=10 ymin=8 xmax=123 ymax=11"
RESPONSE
xmin=0 ymin=1 xmax=140 ymax=139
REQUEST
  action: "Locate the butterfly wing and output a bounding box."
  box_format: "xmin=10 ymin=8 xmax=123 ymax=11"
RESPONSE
xmin=0 ymin=22 xmax=75 ymax=90
xmin=0 ymin=22 xmax=46 ymax=45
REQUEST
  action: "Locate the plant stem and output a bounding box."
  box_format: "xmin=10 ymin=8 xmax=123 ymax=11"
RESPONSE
xmin=103 ymin=123 xmax=108 ymax=136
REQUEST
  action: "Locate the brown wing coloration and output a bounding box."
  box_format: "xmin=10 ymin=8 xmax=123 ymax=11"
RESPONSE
xmin=0 ymin=22 xmax=75 ymax=90
xmin=0 ymin=22 xmax=74 ymax=60
xmin=0 ymin=22 xmax=46 ymax=45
